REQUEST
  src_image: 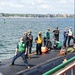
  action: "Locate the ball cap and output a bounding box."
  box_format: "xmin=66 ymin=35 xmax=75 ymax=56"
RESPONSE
xmin=29 ymin=30 xmax=32 ymax=33
xmin=24 ymin=32 xmax=28 ymax=35
xmin=65 ymin=27 xmax=68 ymax=30
xmin=20 ymin=38 xmax=23 ymax=41
xmin=38 ymin=31 xmax=42 ymax=34
xmin=70 ymin=27 xmax=72 ymax=29
xmin=47 ymin=28 xmax=50 ymax=30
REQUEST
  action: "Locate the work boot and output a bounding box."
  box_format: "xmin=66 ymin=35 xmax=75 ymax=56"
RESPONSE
xmin=27 ymin=66 xmax=30 ymax=69
xmin=9 ymin=63 xmax=14 ymax=66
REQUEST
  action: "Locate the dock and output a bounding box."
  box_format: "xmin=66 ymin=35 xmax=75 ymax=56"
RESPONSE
xmin=0 ymin=50 xmax=75 ymax=75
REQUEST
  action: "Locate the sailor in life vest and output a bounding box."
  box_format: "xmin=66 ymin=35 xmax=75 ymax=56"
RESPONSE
xmin=35 ymin=32 xmax=43 ymax=55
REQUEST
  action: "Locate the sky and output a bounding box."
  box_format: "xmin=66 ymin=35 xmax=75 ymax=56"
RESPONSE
xmin=0 ymin=0 xmax=74 ymax=14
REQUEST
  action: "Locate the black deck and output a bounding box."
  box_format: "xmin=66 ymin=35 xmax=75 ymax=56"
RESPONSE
xmin=0 ymin=50 xmax=75 ymax=75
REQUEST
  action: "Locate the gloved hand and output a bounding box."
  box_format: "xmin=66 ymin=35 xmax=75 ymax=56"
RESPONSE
xmin=15 ymin=52 xmax=17 ymax=56
xmin=25 ymin=52 xmax=27 ymax=55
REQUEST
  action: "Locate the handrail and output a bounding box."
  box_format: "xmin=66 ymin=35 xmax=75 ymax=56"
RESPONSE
xmin=43 ymin=56 xmax=75 ymax=75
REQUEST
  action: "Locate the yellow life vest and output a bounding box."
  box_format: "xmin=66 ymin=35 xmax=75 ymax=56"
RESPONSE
xmin=37 ymin=36 xmax=42 ymax=44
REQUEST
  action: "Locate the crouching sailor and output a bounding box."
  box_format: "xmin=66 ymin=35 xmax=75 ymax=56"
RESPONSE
xmin=10 ymin=38 xmax=30 ymax=69
xmin=53 ymin=38 xmax=62 ymax=50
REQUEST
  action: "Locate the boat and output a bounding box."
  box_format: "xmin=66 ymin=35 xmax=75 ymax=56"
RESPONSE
xmin=0 ymin=49 xmax=75 ymax=75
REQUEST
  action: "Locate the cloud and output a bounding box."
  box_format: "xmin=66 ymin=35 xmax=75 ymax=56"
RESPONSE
xmin=0 ymin=0 xmax=74 ymax=14
xmin=9 ymin=3 xmax=24 ymax=8
xmin=40 ymin=4 xmax=49 ymax=9
xmin=59 ymin=0 xmax=67 ymax=4
xmin=0 ymin=1 xmax=24 ymax=8
xmin=31 ymin=2 xmax=35 ymax=6
xmin=36 ymin=0 xmax=44 ymax=4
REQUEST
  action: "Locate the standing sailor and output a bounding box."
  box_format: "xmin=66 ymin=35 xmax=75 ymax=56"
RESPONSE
xmin=46 ymin=28 xmax=50 ymax=48
xmin=63 ymin=28 xmax=68 ymax=48
xmin=35 ymin=32 xmax=42 ymax=55
xmin=23 ymin=32 xmax=29 ymax=57
xmin=28 ymin=30 xmax=33 ymax=54
xmin=68 ymin=27 xmax=73 ymax=47
xmin=10 ymin=38 xmax=30 ymax=68
xmin=52 ymin=27 xmax=60 ymax=41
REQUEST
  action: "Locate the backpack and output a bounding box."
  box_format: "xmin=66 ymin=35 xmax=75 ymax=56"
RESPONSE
xmin=54 ymin=30 xmax=59 ymax=35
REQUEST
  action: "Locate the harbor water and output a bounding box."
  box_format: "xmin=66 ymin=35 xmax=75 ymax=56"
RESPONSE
xmin=0 ymin=17 xmax=74 ymax=60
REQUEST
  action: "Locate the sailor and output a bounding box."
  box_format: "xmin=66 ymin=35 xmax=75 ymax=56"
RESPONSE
xmin=67 ymin=44 xmax=75 ymax=53
xmin=52 ymin=27 xmax=60 ymax=41
xmin=10 ymin=38 xmax=30 ymax=68
xmin=46 ymin=28 xmax=50 ymax=48
xmin=35 ymin=31 xmax=43 ymax=55
xmin=28 ymin=30 xmax=33 ymax=54
xmin=53 ymin=38 xmax=62 ymax=50
xmin=23 ymin=32 xmax=29 ymax=58
xmin=63 ymin=28 xmax=68 ymax=48
xmin=68 ymin=27 xmax=73 ymax=47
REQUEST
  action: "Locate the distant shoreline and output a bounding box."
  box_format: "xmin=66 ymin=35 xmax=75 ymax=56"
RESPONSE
xmin=0 ymin=13 xmax=74 ymax=18
xmin=0 ymin=16 xmax=74 ymax=19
